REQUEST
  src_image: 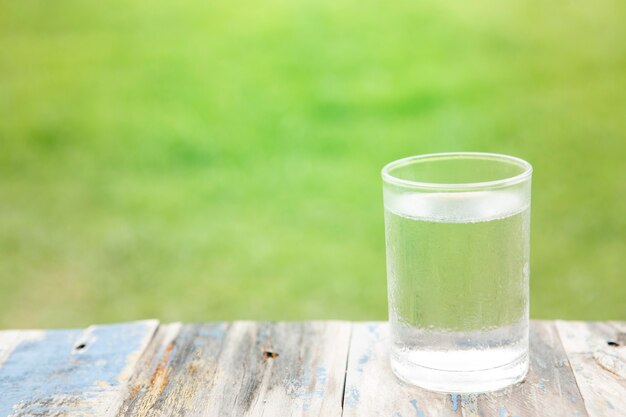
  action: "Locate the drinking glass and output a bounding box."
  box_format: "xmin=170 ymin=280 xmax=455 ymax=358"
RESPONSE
xmin=382 ymin=152 xmax=532 ymax=393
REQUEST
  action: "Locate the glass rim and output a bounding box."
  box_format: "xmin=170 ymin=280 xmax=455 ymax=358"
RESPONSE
xmin=381 ymin=152 xmax=533 ymax=190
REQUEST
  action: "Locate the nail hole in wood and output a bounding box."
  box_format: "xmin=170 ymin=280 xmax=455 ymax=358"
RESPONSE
xmin=607 ymin=340 xmax=620 ymax=347
xmin=75 ymin=343 xmax=87 ymax=350
xmin=263 ymin=351 xmax=279 ymax=360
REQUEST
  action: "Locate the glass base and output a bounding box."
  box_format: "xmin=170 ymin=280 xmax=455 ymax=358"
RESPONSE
xmin=390 ymin=352 xmax=529 ymax=393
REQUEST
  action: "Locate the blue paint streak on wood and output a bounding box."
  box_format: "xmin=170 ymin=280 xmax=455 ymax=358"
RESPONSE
xmin=451 ymin=394 xmax=459 ymax=411
xmin=410 ymin=399 xmax=426 ymax=417
xmin=536 ymin=380 xmax=546 ymax=392
xmin=257 ymin=323 xmax=271 ymax=343
xmin=344 ymin=387 xmax=360 ymax=408
xmin=0 ymin=329 xmax=82 ymax=415
xmin=300 ymin=367 xmax=313 ymax=411
xmin=0 ymin=322 xmax=154 ymax=415
xmin=195 ymin=323 xmax=227 ymax=339
xmin=315 ymin=367 xmax=328 ymax=388
xmin=498 ymin=403 xmax=520 ymax=417
xmin=367 ymin=323 xmax=382 ymax=341
xmin=188 ymin=323 xmax=227 ymax=350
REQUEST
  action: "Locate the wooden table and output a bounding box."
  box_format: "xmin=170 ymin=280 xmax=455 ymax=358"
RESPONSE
xmin=1 ymin=320 xmax=624 ymax=416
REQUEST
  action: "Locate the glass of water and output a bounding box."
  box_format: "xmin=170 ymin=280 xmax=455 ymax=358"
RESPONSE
xmin=382 ymin=152 xmax=532 ymax=393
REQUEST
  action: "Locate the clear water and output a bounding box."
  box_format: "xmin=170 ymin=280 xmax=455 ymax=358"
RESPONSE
xmin=384 ymin=190 xmax=530 ymax=392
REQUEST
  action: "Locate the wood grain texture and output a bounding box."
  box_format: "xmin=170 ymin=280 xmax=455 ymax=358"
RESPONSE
xmin=117 ymin=322 xmax=226 ymax=416
xmin=2 ymin=320 xmax=625 ymax=417
xmin=343 ymin=322 xmax=589 ymax=417
xmin=118 ymin=321 xmax=351 ymax=417
xmin=207 ymin=321 xmax=351 ymax=417
xmin=556 ymin=321 xmax=626 ymax=417
xmin=0 ymin=320 xmax=158 ymax=417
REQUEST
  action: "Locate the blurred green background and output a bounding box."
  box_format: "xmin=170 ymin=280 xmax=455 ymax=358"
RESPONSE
xmin=1 ymin=0 xmax=625 ymax=328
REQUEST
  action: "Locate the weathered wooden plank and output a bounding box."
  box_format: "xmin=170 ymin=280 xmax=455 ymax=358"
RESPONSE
xmin=117 ymin=322 xmax=226 ymax=416
xmin=208 ymin=321 xmax=351 ymax=417
xmin=0 ymin=320 xmax=158 ymax=417
xmin=118 ymin=321 xmax=351 ymax=417
xmin=4 ymin=320 xmax=623 ymax=417
xmin=556 ymin=321 xmax=626 ymax=417
xmin=343 ymin=321 xmax=588 ymax=417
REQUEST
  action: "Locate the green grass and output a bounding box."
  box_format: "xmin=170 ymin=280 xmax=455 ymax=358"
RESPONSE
xmin=1 ymin=0 xmax=625 ymax=328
